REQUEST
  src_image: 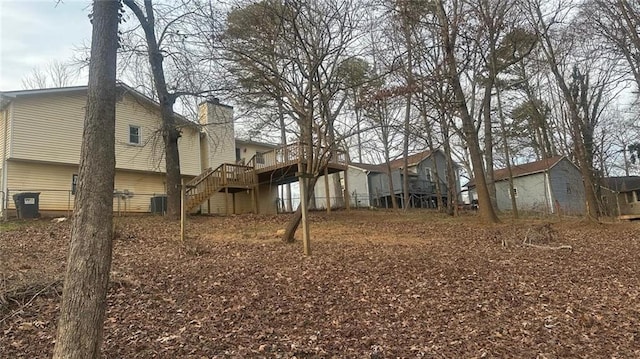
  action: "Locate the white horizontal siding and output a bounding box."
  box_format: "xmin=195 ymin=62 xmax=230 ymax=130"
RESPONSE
xmin=6 ymin=160 xmax=170 ymax=213
xmin=11 ymin=93 xmax=85 ymax=164
xmin=9 ymin=91 xmax=201 ymax=175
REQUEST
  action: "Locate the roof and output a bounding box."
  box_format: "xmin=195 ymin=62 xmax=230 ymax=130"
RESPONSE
xmin=602 ymin=176 xmax=640 ymax=192
xmin=235 ymin=139 xmax=277 ymax=149
xmin=387 ymin=150 xmax=434 ymax=169
xmin=0 ymin=82 xmax=200 ymax=129
xmin=467 ymin=155 xmax=565 ymax=188
xmin=350 ymin=150 xmax=439 ymax=173
xmin=350 ymin=162 xmax=386 ymax=172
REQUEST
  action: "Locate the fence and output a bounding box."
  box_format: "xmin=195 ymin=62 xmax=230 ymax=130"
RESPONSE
xmin=276 ymin=192 xmax=372 ymax=213
xmin=4 ymin=188 xmax=169 ymax=218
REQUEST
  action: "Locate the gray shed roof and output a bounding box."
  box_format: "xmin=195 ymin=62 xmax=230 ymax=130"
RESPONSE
xmin=602 ymin=176 xmax=640 ymax=192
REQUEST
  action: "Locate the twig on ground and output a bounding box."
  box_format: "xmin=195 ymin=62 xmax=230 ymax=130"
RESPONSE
xmin=0 ymin=280 xmax=63 ymax=324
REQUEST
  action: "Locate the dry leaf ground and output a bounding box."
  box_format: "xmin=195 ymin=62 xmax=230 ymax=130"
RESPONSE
xmin=1 ymin=210 xmax=639 ymax=358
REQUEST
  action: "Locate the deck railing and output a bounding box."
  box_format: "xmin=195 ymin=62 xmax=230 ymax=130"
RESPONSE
xmin=247 ymin=142 xmax=348 ymax=172
xmin=184 ymin=163 xmax=256 ymax=211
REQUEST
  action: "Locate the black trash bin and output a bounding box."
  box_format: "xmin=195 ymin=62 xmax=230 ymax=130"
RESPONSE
xmin=150 ymin=195 xmax=167 ymax=214
xmin=13 ymin=192 xmax=41 ymax=219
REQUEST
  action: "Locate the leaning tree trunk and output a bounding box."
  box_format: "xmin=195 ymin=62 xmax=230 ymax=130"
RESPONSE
xmin=482 ymin=80 xmax=499 ymax=211
xmin=438 ymin=2 xmax=499 ymax=224
xmin=282 ymin=174 xmax=319 ymax=243
xmin=497 ymin=86 xmax=519 ymax=219
xmin=52 ymin=1 xmax=119 ymax=358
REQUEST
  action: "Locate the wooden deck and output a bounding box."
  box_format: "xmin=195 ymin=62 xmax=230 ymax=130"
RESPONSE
xmin=185 ymin=142 xmax=348 ymax=212
xmin=248 ymin=142 xmax=348 ymax=185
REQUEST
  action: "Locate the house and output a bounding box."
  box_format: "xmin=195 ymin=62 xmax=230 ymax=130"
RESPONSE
xmin=0 ymin=84 xmax=202 ymax=216
xmin=235 ymin=139 xmax=277 ymax=166
xmin=0 ymin=84 xmax=347 ymax=217
xmin=467 ymin=156 xmax=586 ymax=215
xmin=601 ymin=176 xmax=640 ymax=219
xmin=313 ymin=149 xmax=461 ymax=209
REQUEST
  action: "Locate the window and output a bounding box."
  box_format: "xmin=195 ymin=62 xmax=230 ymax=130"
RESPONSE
xmin=129 ymin=125 xmax=140 ymax=145
xmin=235 ymin=148 xmax=241 ymax=162
xmin=512 ymin=187 xmax=518 ymax=198
xmin=626 ymin=191 xmax=634 ymax=203
xmin=72 ymin=174 xmax=78 ymax=195
xmin=256 ymin=152 xmax=265 ymax=164
xmin=425 ymin=167 xmax=432 ymax=181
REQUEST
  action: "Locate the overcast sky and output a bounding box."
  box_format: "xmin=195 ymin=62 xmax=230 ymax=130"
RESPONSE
xmin=0 ymin=0 xmax=92 ymax=90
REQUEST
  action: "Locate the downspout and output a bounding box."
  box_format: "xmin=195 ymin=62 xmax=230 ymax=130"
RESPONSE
xmin=364 ymin=169 xmax=371 ymax=208
xmin=1 ymin=99 xmax=10 ymax=220
xmin=544 ymin=170 xmax=555 ymax=214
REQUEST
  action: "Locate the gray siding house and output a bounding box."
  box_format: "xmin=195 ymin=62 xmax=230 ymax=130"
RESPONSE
xmin=468 ymin=156 xmax=586 ymax=215
xmin=601 ymin=176 xmax=640 ymax=219
xmin=366 ymin=150 xmax=461 ymax=208
xmin=313 ymin=150 xmax=461 ymax=209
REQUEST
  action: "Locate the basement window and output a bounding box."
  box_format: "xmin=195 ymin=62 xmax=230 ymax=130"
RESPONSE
xmin=129 ymin=125 xmax=141 ymax=145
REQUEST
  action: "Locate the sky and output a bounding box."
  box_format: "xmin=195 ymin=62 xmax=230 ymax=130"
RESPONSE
xmin=0 ymin=0 xmax=92 ymax=90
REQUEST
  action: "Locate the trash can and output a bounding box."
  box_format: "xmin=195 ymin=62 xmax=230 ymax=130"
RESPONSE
xmin=13 ymin=192 xmax=41 ymax=219
xmin=150 ymin=195 xmax=167 ymax=214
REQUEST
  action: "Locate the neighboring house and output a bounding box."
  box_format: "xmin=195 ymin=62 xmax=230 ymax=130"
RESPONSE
xmin=313 ymin=149 xmax=461 ymax=209
xmin=0 ymin=85 xmax=331 ymax=217
xmin=467 ymin=156 xmax=586 ymax=215
xmin=601 ymin=176 xmax=640 ymax=219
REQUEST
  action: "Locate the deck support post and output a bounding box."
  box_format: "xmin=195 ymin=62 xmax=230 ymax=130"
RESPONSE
xmin=324 ymin=166 xmax=331 ymax=212
xmin=224 ymin=187 xmax=229 ymax=216
xmin=344 ymin=167 xmax=351 ymax=212
xmin=298 ymin=164 xmax=311 ymax=256
xmin=252 ymin=185 xmax=258 ymax=214
xmin=232 ymin=192 xmax=236 ymax=214
xmin=180 ymin=178 xmax=185 ymax=243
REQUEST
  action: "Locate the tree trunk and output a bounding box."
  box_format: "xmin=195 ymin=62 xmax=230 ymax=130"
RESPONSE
xmin=123 ymin=0 xmax=182 ymax=219
xmin=401 ymin=12 xmax=413 ymax=211
xmin=332 ymin=172 xmax=344 ymax=207
xmin=162 ymin=104 xmax=182 ymax=219
xmin=52 ymin=1 xmax=119 ymax=357
xmin=282 ymin=176 xmax=319 ymax=243
xmin=497 ymin=84 xmax=519 ymax=219
xmin=437 ymin=2 xmax=499 ymax=223
xmin=482 ymin=81 xmax=498 ymax=210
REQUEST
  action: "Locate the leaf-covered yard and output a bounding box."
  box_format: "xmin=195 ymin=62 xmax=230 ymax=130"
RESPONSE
xmin=1 ymin=210 xmax=639 ymax=358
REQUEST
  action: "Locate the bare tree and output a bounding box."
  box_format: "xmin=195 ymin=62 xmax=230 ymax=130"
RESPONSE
xmin=52 ymin=1 xmax=119 ymax=358
xmin=120 ymin=0 xmax=217 ymax=219
xmin=435 ymin=0 xmax=500 ymax=223
xmin=582 ymin=0 xmax=640 ymax=92
xmin=360 ymin=83 xmax=406 ymax=209
xmin=222 ymin=0 xmax=362 ymax=248
xmin=21 ymin=60 xmax=79 ymax=89
xmin=524 ymin=0 xmax=624 ymax=219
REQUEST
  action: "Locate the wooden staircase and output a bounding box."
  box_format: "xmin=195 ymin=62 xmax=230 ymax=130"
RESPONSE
xmin=185 ymin=163 xmax=257 ymax=213
xmin=184 ymin=142 xmax=348 ymax=213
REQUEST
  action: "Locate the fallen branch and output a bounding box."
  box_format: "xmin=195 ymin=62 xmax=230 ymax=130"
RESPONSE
xmin=0 ymin=280 xmax=63 ymax=324
xmin=523 ymin=243 xmax=573 ymax=251
xmin=522 ymin=227 xmax=572 ymax=251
